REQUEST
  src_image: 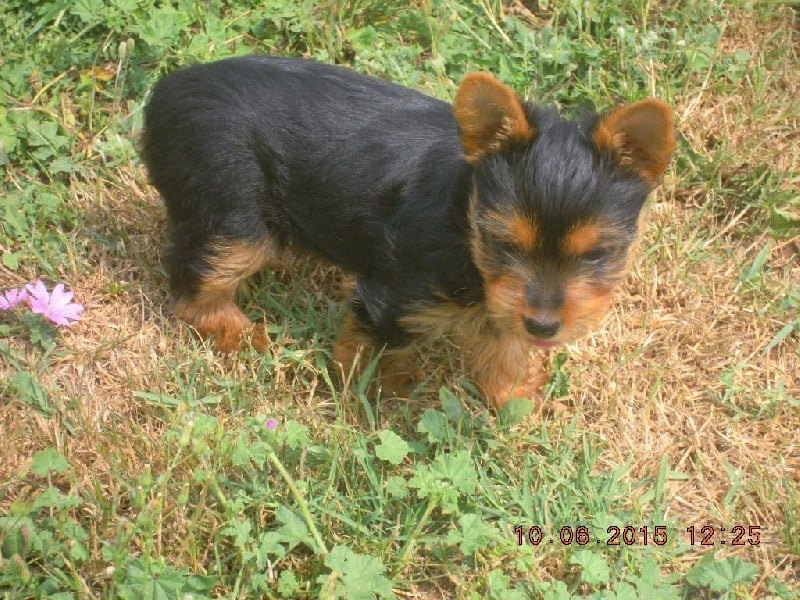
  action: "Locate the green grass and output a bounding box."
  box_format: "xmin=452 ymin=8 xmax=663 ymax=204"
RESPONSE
xmin=1 ymin=0 xmax=799 ymax=598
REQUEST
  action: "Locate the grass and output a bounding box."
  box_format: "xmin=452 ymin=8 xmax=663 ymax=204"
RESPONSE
xmin=1 ymin=0 xmax=798 ymax=598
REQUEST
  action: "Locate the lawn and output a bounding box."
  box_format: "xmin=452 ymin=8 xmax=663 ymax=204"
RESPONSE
xmin=0 ymin=0 xmax=798 ymax=598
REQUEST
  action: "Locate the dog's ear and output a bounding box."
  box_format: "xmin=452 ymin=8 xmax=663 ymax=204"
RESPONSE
xmin=453 ymin=72 xmax=535 ymax=163
xmin=592 ymin=99 xmax=676 ymax=185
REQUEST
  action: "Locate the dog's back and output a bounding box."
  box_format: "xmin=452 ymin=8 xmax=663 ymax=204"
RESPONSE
xmin=142 ymin=56 xmax=466 ymax=272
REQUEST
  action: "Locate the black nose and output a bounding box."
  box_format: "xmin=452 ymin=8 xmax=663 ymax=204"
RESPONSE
xmin=523 ymin=316 xmax=561 ymax=338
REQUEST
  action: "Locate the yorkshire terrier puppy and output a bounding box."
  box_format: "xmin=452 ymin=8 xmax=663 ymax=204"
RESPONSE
xmin=142 ymin=55 xmax=675 ymax=408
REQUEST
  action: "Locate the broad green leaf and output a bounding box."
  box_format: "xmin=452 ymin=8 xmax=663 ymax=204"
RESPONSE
xmin=439 ymin=386 xmax=465 ymax=421
xmin=277 ymin=570 xmax=300 ymax=598
xmin=275 ymin=505 xmax=314 ymax=551
xmin=385 ymin=476 xmax=408 ymax=499
xmin=445 ymin=513 xmax=497 ymax=554
xmin=374 ymin=430 xmax=410 ymax=465
xmin=570 ymin=550 xmax=611 ymax=586
xmin=282 ymin=421 xmax=311 ymax=449
xmin=686 ymin=554 xmax=758 ymax=591
xmin=497 ymin=397 xmax=533 ymax=428
xmin=30 ymin=448 xmax=68 ymax=476
xmin=416 ymin=409 xmax=450 ymax=443
xmin=319 ymin=546 xmax=394 ymax=599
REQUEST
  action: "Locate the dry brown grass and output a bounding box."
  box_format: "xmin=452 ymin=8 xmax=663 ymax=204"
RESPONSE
xmin=1 ymin=3 xmax=798 ymax=597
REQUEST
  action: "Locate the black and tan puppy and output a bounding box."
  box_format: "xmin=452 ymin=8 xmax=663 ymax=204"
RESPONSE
xmin=142 ymin=56 xmax=674 ymax=408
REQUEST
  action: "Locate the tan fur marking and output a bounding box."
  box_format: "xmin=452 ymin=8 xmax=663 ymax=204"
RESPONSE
xmin=174 ymin=293 xmax=267 ymax=353
xmin=333 ymin=311 xmax=419 ymax=396
xmin=377 ymin=348 xmax=421 ymax=396
xmin=332 ymin=310 xmax=372 ymax=376
xmin=564 ymin=223 xmax=601 ymax=256
xmin=400 ymin=302 xmax=546 ymax=409
xmin=484 ymin=274 xmax=528 ymax=334
xmin=399 ymin=278 xmax=620 ymax=408
xmin=400 ymin=302 xmax=488 ymax=340
xmin=202 ymin=239 xmax=277 ymax=292
xmin=453 ymin=72 xmax=535 ymax=162
xmin=557 ymin=280 xmax=614 ymax=341
xmin=465 ymin=334 xmax=548 ymax=409
xmin=592 ymin=99 xmax=676 ymax=185
xmin=509 ymin=215 xmax=538 ymax=251
xmin=174 ymin=238 xmax=278 ymax=352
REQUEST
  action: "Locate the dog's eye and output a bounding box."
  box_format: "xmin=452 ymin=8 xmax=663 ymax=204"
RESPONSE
xmin=582 ymin=248 xmax=608 ymax=264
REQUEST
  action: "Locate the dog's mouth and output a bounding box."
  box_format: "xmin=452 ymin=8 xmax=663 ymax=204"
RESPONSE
xmin=531 ymin=338 xmax=559 ymax=349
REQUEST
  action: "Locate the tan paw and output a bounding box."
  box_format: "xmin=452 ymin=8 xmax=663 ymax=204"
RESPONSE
xmin=376 ymin=351 xmax=421 ymax=396
xmin=174 ymin=297 xmax=264 ymax=353
xmin=476 ymin=359 xmax=548 ymax=410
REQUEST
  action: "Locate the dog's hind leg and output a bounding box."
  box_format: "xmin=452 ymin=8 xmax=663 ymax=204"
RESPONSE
xmin=169 ymin=236 xmax=279 ymax=352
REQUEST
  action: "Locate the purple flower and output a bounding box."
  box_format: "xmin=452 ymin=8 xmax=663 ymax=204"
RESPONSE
xmin=25 ymin=280 xmax=84 ymax=326
xmin=266 ymin=418 xmax=277 ymax=430
xmin=0 ymin=287 xmax=29 ymax=310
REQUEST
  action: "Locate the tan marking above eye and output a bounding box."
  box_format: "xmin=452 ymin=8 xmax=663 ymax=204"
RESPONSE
xmin=564 ymin=223 xmax=601 ymax=256
xmin=508 ymin=215 xmax=538 ymax=251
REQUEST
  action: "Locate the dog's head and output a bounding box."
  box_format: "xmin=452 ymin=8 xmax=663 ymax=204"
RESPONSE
xmin=453 ymin=73 xmax=675 ymax=345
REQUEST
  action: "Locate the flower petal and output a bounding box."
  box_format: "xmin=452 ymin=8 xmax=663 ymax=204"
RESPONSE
xmin=56 ymin=303 xmax=84 ymax=325
xmin=2 ymin=288 xmax=29 ymax=309
xmin=12 ymin=288 xmax=29 ymax=305
xmin=25 ymin=280 xmax=51 ymax=313
xmin=49 ymin=284 xmax=75 ymax=309
xmin=22 ymin=281 xmax=84 ymax=325
xmin=25 ymin=279 xmax=48 ymax=298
